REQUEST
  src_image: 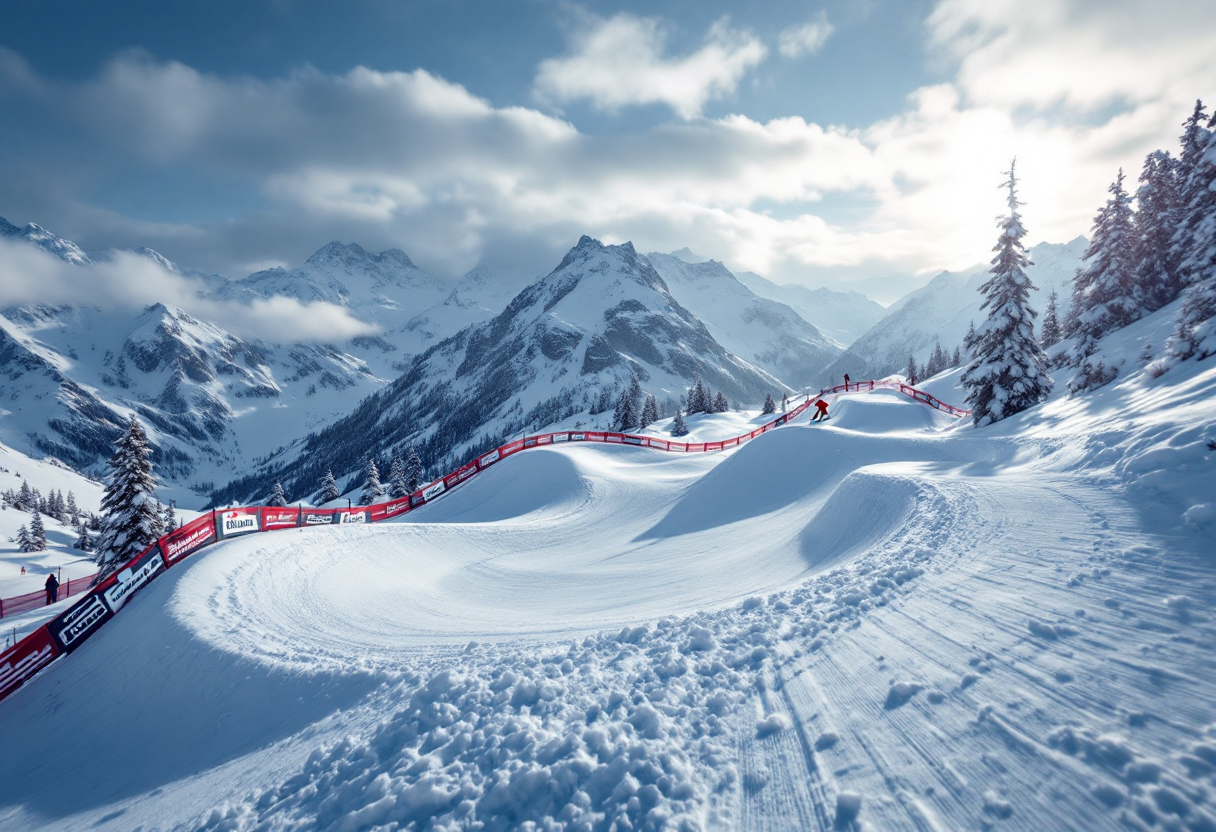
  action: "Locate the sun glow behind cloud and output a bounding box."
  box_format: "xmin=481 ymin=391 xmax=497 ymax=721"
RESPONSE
xmin=0 ymin=0 xmax=1212 ymax=297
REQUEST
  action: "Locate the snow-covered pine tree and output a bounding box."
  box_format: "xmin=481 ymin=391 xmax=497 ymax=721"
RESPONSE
xmin=359 ymin=459 xmax=384 ymax=505
xmin=1160 ymin=111 xmax=1216 ymax=366
xmin=612 ymin=387 xmax=638 ymax=432
xmin=639 ymin=394 xmax=660 ymax=429
xmin=1040 ymin=288 xmax=1063 ymax=347
xmin=713 ymin=391 xmax=729 ymax=413
xmin=29 ymin=510 xmax=47 ymax=550
xmin=962 ymin=159 xmax=1053 ymax=425
xmin=388 ymin=452 xmax=409 ymax=499
xmin=671 ymin=408 xmax=689 ymax=437
xmin=319 ymin=469 xmax=341 ymax=504
xmin=162 ymin=500 xmax=177 ymax=530
xmin=16 ymin=524 xmax=34 ymax=553
xmin=268 ymin=481 xmax=288 ymax=507
xmin=905 ymin=355 xmax=917 ymax=386
xmin=1171 ymin=101 xmax=1212 ymax=290
xmin=1069 ymin=169 xmax=1138 ymax=393
xmin=16 ymin=480 xmax=32 ymax=511
xmin=761 ymin=393 xmax=777 ymax=415
xmin=94 ymin=416 xmax=161 ymax=579
xmin=951 ymin=346 xmax=962 ymax=366
xmin=628 ymin=373 xmax=642 ymax=412
xmin=405 ymin=447 xmax=425 ymax=492
xmin=66 ymin=490 xmax=80 ymax=526
xmin=1132 ymin=149 xmax=1181 ymax=311
xmin=688 ymin=375 xmax=713 ymax=415
xmin=76 ymin=521 xmax=93 ymax=553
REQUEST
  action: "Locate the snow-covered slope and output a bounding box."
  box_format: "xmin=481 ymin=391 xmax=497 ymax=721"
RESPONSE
xmin=216 ymin=236 xmax=788 ymax=505
xmin=1 ymin=297 xmax=1212 ymax=832
xmin=396 ymin=264 xmax=539 ymax=353
xmin=816 ymin=237 xmax=1087 ymax=386
xmin=0 ymin=217 xmax=92 ymax=266
xmin=646 ymin=253 xmax=841 ymax=390
xmin=732 ymin=269 xmax=888 ymax=348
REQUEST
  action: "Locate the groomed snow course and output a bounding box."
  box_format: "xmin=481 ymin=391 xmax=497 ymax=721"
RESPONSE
xmin=1 ymin=299 xmax=1214 ymax=832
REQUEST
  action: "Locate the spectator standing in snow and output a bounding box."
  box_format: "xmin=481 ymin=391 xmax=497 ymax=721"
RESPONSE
xmin=843 ymin=373 xmax=850 ymax=391
xmin=45 ymin=572 xmax=60 ymax=604
xmin=812 ymin=399 xmax=830 ymax=422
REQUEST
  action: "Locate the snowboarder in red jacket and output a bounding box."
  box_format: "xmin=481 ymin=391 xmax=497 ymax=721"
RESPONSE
xmin=812 ymin=399 xmax=830 ymax=422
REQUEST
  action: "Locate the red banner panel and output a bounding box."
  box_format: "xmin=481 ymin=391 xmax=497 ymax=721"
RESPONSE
xmin=0 ymin=626 xmax=58 ymax=701
xmin=160 ymin=514 xmax=217 ymax=565
xmin=370 ymin=497 xmax=411 ymax=521
xmin=262 ymin=507 xmax=300 ymax=530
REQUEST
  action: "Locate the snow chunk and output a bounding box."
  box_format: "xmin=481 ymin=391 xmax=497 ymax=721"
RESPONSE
xmin=755 ymin=713 xmax=790 ymax=738
xmin=884 ymin=681 xmax=924 ymax=710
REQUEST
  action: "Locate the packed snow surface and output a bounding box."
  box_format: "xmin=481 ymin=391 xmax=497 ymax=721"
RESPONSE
xmin=2 ymin=328 xmax=1214 ymax=831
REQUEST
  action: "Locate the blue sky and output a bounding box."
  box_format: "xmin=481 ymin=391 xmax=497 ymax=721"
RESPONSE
xmin=1 ymin=0 xmax=1213 ymax=301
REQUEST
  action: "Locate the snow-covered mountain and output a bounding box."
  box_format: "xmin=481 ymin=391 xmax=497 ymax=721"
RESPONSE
xmin=814 ymin=237 xmax=1087 ymax=387
xmin=731 ymin=269 xmax=888 ymax=347
xmin=0 ymin=216 xmax=92 ymax=266
xmin=216 ymin=236 xmax=789 ymax=504
xmin=396 ymin=264 xmax=539 ymax=353
xmin=645 ymin=252 xmax=841 ymax=391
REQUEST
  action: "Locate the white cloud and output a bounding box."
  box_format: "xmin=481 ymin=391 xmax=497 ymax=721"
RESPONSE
xmin=0 ymin=239 xmax=378 ymax=342
xmin=0 ymin=0 xmax=1210 ymax=298
xmin=533 ymin=14 xmax=767 ymax=119
xmin=779 ymin=12 xmax=834 ymax=59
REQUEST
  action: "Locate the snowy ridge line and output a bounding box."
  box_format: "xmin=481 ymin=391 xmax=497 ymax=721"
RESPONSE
xmin=0 ymin=381 xmax=967 ymax=703
xmin=820 ymin=379 xmax=972 ymax=417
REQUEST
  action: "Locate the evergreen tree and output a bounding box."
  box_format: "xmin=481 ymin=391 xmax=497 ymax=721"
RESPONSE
xmin=319 ymin=469 xmax=341 ymax=503
xmin=149 ymin=501 xmax=165 ymax=539
xmin=687 ymin=375 xmax=710 ymax=415
xmin=405 ymin=447 xmax=426 ymax=492
xmin=713 ymin=391 xmax=729 ymax=412
xmin=95 ymin=417 xmax=161 ymax=579
xmin=66 ymin=490 xmax=80 ymax=526
xmin=1132 ymin=150 xmax=1181 ymax=311
xmin=1069 ymin=169 xmax=1138 ymax=393
xmin=388 ymin=452 xmax=409 ymax=499
xmin=612 ymin=387 xmax=638 ymax=432
xmin=162 ymin=500 xmax=177 ymax=531
xmin=962 ymin=160 xmax=1053 ymax=425
xmin=268 ymin=481 xmax=288 ymax=507
xmin=76 ymin=521 xmax=93 ymax=553
xmin=905 ymin=354 xmax=917 ymax=386
xmin=1171 ymin=100 xmax=1213 ymax=290
xmin=761 ymin=393 xmax=777 ymax=415
xmin=1161 ymin=113 xmax=1216 ymax=366
xmin=29 ymin=510 xmax=47 ymax=550
xmin=359 ymin=459 xmax=385 ymax=504
xmin=951 ymin=345 xmax=962 ymax=366
xmin=16 ymin=524 xmax=34 ymax=553
xmin=627 ymin=373 xmax=643 ymax=412
xmin=1040 ymin=288 xmax=1063 ymax=347
xmin=963 ymin=321 xmax=978 ymax=355
xmin=16 ymin=480 xmax=32 ymax=511
xmin=639 ymin=394 xmax=660 ymax=429
xmin=670 ymin=408 xmax=689 ymax=437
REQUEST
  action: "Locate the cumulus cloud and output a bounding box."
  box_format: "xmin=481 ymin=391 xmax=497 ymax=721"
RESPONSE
xmin=779 ymin=13 xmax=835 ymax=59
xmin=533 ymin=14 xmax=767 ymax=119
xmin=0 ymin=238 xmax=378 ymax=342
xmin=0 ymin=0 xmax=1209 ymax=297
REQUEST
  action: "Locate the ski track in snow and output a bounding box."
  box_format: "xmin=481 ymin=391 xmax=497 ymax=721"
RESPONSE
xmin=1 ymin=387 xmax=1214 ymax=832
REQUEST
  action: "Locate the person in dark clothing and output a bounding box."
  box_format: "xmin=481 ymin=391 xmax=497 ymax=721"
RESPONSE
xmin=843 ymin=373 xmax=850 ymax=391
xmin=812 ymin=398 xmax=830 ymax=422
xmin=45 ymin=573 xmax=60 ymax=605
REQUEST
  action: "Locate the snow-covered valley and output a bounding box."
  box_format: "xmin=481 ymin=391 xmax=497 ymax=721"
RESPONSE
xmin=1 ymin=300 xmax=1212 ymax=831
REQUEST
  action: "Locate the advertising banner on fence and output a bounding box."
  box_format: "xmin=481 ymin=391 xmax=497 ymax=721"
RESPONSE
xmin=336 ymin=510 xmax=368 ymax=524
xmin=101 ymin=547 xmax=165 ymax=614
xmin=301 ymin=509 xmax=337 ymax=526
xmin=161 ymin=514 xmax=216 ymax=565
xmin=553 ymin=433 xmax=568 ymax=442
xmin=370 ymin=498 xmax=410 ymax=521
xmin=422 ymin=480 xmax=446 ymax=501
xmin=262 ymin=507 xmax=301 ymax=530
xmin=217 ymin=507 xmax=261 ymax=538
xmin=445 ymin=463 xmax=478 ymax=488
xmin=47 ymin=592 xmax=112 ymax=654
xmin=479 ymin=449 xmax=500 ymax=468
xmin=0 ymin=626 xmax=57 ymax=699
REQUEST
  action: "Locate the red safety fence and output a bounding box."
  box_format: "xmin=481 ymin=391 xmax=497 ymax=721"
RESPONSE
xmin=820 ymin=379 xmax=972 ymax=418
xmin=0 ymin=573 xmax=99 ymax=619
xmin=0 ymin=380 xmax=967 ymax=703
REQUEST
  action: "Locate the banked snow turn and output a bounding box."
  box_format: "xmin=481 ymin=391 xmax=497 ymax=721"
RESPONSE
xmin=0 ymin=381 xmax=965 ymax=703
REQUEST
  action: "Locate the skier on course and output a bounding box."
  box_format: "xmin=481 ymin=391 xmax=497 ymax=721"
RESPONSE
xmin=811 ymin=398 xmax=830 ymax=422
